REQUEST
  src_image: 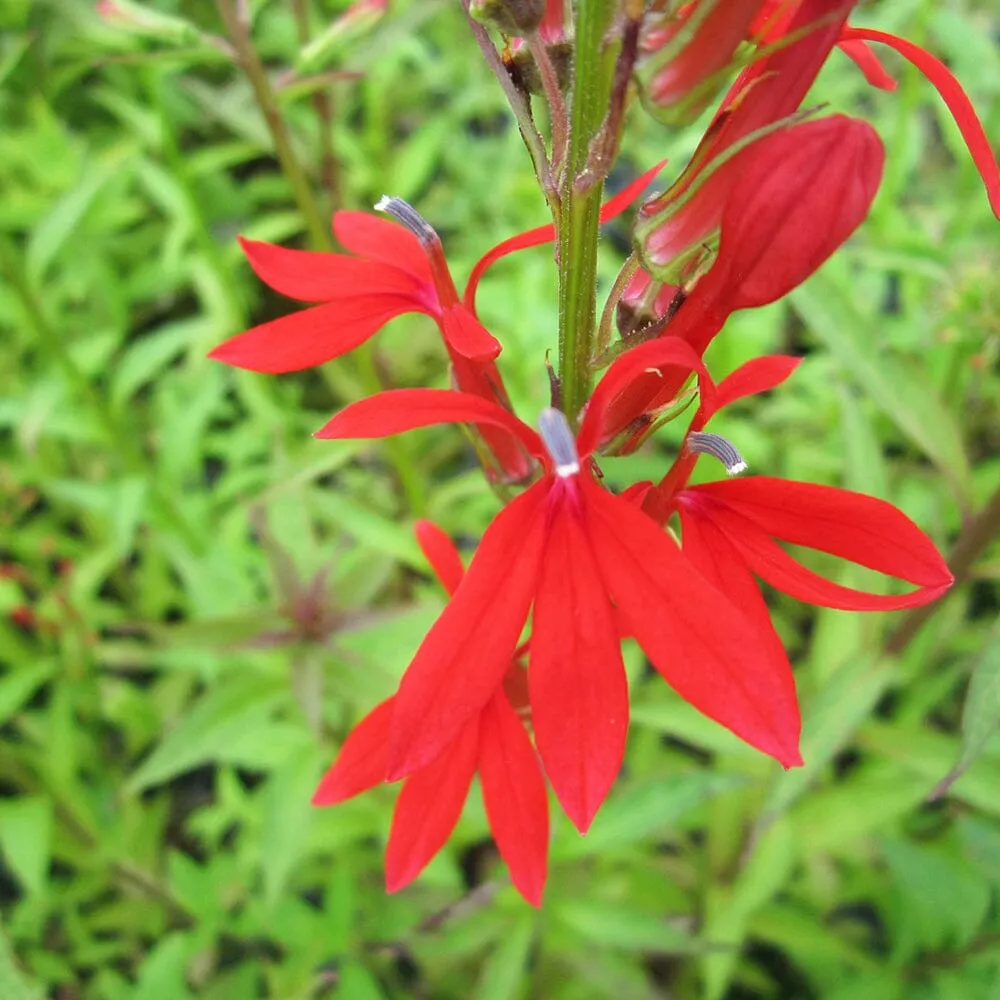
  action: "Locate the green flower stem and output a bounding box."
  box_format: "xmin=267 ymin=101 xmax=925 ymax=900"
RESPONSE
xmin=557 ymin=0 xmax=616 ymax=425
xmin=215 ymin=0 xmax=331 ymax=251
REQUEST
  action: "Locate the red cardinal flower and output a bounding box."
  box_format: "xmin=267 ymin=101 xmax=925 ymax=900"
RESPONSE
xmin=313 ymin=520 xmax=549 ymax=905
xmin=316 ymin=338 xmax=804 ymax=833
xmin=211 ymin=200 xmax=501 ymax=371
xmin=641 ymin=355 xmax=954 ymax=617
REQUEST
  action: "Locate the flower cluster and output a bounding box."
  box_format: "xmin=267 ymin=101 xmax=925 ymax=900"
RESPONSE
xmin=212 ymin=0 xmax=998 ymax=904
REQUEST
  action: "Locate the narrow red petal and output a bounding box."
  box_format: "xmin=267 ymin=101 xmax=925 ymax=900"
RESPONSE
xmin=333 ymin=210 xmax=434 ymax=281
xmin=463 ymin=161 xmax=668 ymax=309
xmin=238 ymin=237 xmax=425 ymax=302
xmin=529 ymin=484 xmax=628 ymax=832
xmin=415 ymin=520 xmax=465 ymax=596
xmin=315 ymin=388 xmax=544 ymax=458
xmin=689 ymin=498 xmax=951 ymax=611
xmin=837 ymin=38 xmax=897 ymax=91
xmin=385 ymin=716 xmax=480 ymax=893
xmin=578 ymin=337 xmax=714 ymax=457
xmin=312 ymin=698 xmax=394 ymax=805
xmin=841 ymin=27 xmax=1000 ymax=218
xmin=441 ymin=305 xmax=502 ymax=361
xmin=583 ymin=477 xmax=802 ymax=768
xmin=703 ymin=355 xmax=802 ymax=421
xmin=209 ymin=298 xmax=412 ymax=373
xmin=478 ymin=691 xmax=549 ymax=906
xmin=387 ymin=481 xmax=552 ymax=779
xmin=687 ymin=478 xmax=953 ymax=589
xmin=678 ymin=504 xmax=803 ymax=666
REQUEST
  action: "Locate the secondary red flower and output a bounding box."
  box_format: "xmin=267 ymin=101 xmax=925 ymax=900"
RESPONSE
xmin=638 ymin=0 xmax=1000 ymax=271
xmin=641 ymin=355 xmax=954 ymax=616
xmin=605 ymin=115 xmax=884 ymax=448
xmin=211 ymin=204 xmax=500 ymax=371
xmin=313 ymin=520 xmax=549 ymax=905
xmin=316 ymin=338 xmax=804 ymax=833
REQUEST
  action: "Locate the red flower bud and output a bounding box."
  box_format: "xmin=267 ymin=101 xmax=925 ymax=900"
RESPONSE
xmin=706 ymin=114 xmax=884 ymax=312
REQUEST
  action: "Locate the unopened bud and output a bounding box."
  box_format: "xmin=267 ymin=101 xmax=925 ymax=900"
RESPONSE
xmin=508 ymin=41 xmax=572 ymax=94
xmin=470 ymin=0 xmax=546 ymax=36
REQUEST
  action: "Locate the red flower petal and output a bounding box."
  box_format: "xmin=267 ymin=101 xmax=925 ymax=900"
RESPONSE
xmin=387 ymin=481 xmax=552 ymax=780
xmin=333 ymin=210 xmax=434 ymax=282
xmin=687 ymin=497 xmax=951 ymax=611
xmin=530 ymin=484 xmax=628 ymax=832
xmin=237 ymin=237 xmax=426 ymax=303
xmin=311 ymin=698 xmax=394 ymax=805
xmin=841 ymin=27 xmax=1000 ymax=218
xmin=463 ymin=160 xmax=669 ymax=309
xmin=209 ymin=297 xmax=413 ymax=373
xmin=385 ymin=715 xmax=480 ymax=893
xmin=441 ymin=305 xmax=502 ymax=361
xmin=687 ymin=478 xmax=954 ymax=589
xmin=314 ymin=388 xmax=543 ymax=458
xmin=678 ymin=505 xmax=787 ymax=649
xmin=583 ymin=476 xmax=802 ymax=768
xmin=703 ymin=355 xmax=802 ymax=421
xmin=478 ymin=691 xmax=549 ymax=906
xmin=415 ymin=520 xmax=465 ymax=596
xmin=578 ymin=336 xmax=714 ymax=457
xmin=837 ymin=38 xmax=897 ymax=91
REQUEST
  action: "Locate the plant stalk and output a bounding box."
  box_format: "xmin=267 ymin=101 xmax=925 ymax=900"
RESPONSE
xmin=216 ymin=0 xmax=332 ymax=250
xmin=557 ymin=0 xmax=616 ymax=424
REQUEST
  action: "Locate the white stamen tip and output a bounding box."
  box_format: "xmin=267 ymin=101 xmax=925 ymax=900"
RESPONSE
xmin=373 ymin=195 xmax=392 ymax=212
xmin=538 ymin=408 xmax=580 ymax=478
xmin=687 ymin=431 xmax=747 ymax=477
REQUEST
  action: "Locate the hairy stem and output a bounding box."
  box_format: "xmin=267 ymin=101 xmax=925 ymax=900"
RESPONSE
xmin=557 ymin=0 xmax=616 ymax=424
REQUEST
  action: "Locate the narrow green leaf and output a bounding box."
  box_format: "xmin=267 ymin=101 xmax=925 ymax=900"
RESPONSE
xmin=476 ymin=914 xmax=534 ymax=1000
xmin=0 ymin=663 xmax=55 ymax=726
xmin=555 ymin=772 xmax=744 ymax=859
xmin=0 ymin=798 xmax=52 ymax=896
xmin=791 ymin=277 xmax=972 ymax=502
xmin=126 ymin=674 xmax=286 ymax=792
xmin=934 ymin=620 xmax=1000 ymax=796
xmin=0 ymin=916 xmax=43 ymax=1000
xmin=337 ymin=962 xmax=388 ymax=1000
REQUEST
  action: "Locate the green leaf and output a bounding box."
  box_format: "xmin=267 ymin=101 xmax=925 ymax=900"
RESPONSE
xmin=475 ymin=914 xmax=534 ymax=1000
xmin=126 ymin=673 xmax=287 ymax=792
xmin=26 ymin=153 xmax=132 ymax=284
xmin=0 ymin=798 xmax=52 ymax=896
xmin=934 ymin=619 xmax=1000 ymax=796
xmin=759 ymin=655 xmax=890 ymax=824
xmin=0 ymin=915 xmax=43 ymax=1000
xmin=791 ymin=276 xmax=972 ymax=502
xmin=129 ymin=934 xmax=195 ymax=1000
xmin=555 ymin=772 xmax=744 ymax=859
xmin=0 ymin=662 xmax=55 ymax=726
xmin=702 ymin=818 xmax=797 ymax=1000
xmin=553 ymin=900 xmax=695 ymax=954
xmin=337 ymin=962 xmax=388 ymax=1000
xmin=260 ymin=749 xmax=324 ymax=909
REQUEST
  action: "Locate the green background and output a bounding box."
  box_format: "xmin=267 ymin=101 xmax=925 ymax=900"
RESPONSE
xmin=1 ymin=0 xmax=999 ymax=997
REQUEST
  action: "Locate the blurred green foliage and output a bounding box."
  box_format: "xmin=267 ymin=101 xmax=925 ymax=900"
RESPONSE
xmin=1 ymin=0 xmax=999 ymax=997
